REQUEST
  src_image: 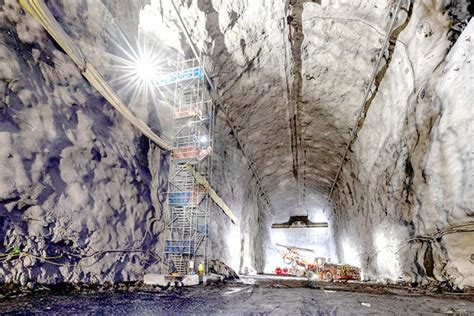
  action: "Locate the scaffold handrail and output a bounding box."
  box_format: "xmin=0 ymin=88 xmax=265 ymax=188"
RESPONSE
xmin=155 ymin=67 xmax=204 ymax=86
xmin=163 ymin=56 xmax=214 ymax=276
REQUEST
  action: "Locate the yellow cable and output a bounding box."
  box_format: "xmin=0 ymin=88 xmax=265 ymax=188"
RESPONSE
xmin=18 ymin=0 xmax=33 ymax=15
xmin=18 ymin=0 xmax=170 ymax=150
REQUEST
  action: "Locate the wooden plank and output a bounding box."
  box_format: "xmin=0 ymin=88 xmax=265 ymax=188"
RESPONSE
xmin=186 ymin=165 xmax=238 ymax=225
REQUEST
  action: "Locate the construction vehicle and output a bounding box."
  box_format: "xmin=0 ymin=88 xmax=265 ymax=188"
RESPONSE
xmin=276 ymin=243 xmax=317 ymax=276
xmin=306 ymin=257 xmax=360 ymax=282
xmin=276 ymin=244 xmax=360 ymax=282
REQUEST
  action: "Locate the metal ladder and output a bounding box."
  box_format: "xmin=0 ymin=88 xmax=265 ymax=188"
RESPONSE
xmin=162 ymin=57 xmax=215 ymax=276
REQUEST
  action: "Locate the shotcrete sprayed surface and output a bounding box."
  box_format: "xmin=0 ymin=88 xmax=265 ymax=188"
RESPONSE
xmin=0 ymin=0 xmax=473 ymax=294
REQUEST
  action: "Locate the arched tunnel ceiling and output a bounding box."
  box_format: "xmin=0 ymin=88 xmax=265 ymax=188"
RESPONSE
xmin=173 ymin=0 xmax=395 ymax=213
xmin=2 ymin=0 xmax=472 ymax=288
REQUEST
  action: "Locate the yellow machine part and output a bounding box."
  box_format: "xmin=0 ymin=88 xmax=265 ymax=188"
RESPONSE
xmin=186 ymin=164 xmax=238 ymax=224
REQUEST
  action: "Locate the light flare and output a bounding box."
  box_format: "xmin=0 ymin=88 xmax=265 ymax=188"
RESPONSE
xmin=97 ymin=11 xmax=175 ymax=117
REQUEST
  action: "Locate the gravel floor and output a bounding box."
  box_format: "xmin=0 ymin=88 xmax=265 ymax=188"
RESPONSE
xmin=0 ymin=282 xmax=473 ymax=315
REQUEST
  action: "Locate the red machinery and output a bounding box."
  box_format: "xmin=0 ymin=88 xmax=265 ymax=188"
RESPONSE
xmin=171 ymin=146 xmax=212 ymax=161
xmin=175 ymin=105 xmax=202 ymax=119
xmin=274 ymin=267 xmax=291 ymax=275
xmin=276 ymin=244 xmax=360 ymax=281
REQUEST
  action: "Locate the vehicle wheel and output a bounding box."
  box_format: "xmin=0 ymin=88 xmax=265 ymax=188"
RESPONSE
xmin=305 ymin=270 xmax=316 ymax=280
xmin=324 ymin=271 xmax=333 ymax=282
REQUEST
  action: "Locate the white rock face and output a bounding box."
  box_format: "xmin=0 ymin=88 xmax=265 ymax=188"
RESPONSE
xmin=333 ymin=5 xmax=473 ymax=288
xmin=0 ymin=0 xmax=264 ymax=284
xmin=171 ymin=0 xmax=473 ymax=288
xmin=0 ymin=0 xmax=472 ymax=288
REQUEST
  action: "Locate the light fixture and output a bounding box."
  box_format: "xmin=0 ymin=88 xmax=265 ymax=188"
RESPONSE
xmin=271 ymin=215 xmax=328 ymax=229
xmin=199 ymin=135 xmax=209 ymax=144
xmin=130 ymin=51 xmax=161 ymax=87
xmin=107 ymin=35 xmax=167 ymax=107
xmin=134 ymin=55 xmax=158 ymax=83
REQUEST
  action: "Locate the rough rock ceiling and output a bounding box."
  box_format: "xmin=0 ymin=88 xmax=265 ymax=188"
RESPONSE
xmin=177 ymin=0 xmax=396 ymax=215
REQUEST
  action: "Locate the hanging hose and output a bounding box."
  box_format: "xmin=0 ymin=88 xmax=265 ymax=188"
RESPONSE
xmin=0 ymin=211 xmax=164 ymax=268
xmin=0 ymin=247 xmax=162 ymax=268
xmin=356 ymin=222 xmax=474 ymax=260
xmin=18 ymin=0 xmax=171 ymax=150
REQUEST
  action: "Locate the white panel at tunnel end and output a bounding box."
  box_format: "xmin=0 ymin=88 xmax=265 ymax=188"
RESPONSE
xmin=264 ymin=211 xmax=336 ymax=274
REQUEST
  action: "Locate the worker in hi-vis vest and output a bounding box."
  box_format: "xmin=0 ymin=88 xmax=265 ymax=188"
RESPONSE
xmin=197 ymin=262 xmax=204 ymax=283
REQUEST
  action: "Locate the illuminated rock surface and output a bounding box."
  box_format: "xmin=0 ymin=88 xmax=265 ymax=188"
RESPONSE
xmin=0 ymin=0 xmax=472 ymax=292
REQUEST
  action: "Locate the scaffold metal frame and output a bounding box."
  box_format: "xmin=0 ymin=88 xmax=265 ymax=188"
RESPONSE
xmin=161 ymin=56 xmax=215 ymax=276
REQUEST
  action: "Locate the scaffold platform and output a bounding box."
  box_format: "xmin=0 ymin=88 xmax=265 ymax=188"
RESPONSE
xmin=161 ymin=57 xmax=215 ymax=276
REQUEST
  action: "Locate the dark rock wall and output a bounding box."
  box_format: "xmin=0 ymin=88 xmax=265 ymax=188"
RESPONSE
xmin=0 ymin=0 xmax=167 ymax=284
xmin=0 ymin=0 xmax=266 ymax=284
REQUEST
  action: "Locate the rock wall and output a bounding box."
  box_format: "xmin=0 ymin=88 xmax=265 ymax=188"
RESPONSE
xmin=208 ymin=110 xmax=269 ymax=273
xmin=0 ymin=0 xmax=471 ymax=287
xmin=173 ymin=0 xmax=340 ymax=274
xmin=0 ymin=0 xmax=265 ymax=284
xmin=177 ymin=0 xmax=299 ymax=213
xmin=0 ymin=0 xmax=167 ymax=284
xmin=173 ymin=0 xmax=472 ymax=286
xmin=137 ymin=0 xmax=270 ymax=274
xmin=332 ymin=3 xmax=473 ymax=289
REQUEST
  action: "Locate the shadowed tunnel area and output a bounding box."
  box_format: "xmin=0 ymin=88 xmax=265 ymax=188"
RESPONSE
xmin=0 ymin=0 xmax=473 ymax=313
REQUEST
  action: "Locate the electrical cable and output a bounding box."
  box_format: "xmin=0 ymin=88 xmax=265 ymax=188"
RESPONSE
xmin=358 ymin=222 xmax=474 ymax=260
xmin=18 ymin=0 xmax=171 ymax=150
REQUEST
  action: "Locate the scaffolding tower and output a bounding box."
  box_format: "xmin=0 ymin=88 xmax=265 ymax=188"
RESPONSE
xmin=161 ymin=57 xmax=215 ymax=276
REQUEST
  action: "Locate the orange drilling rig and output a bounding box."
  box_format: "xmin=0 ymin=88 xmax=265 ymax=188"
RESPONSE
xmin=276 ymin=244 xmax=360 ymax=282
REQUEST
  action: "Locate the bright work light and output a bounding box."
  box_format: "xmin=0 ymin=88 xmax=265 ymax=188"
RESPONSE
xmin=133 ymin=54 xmax=159 ymax=85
